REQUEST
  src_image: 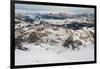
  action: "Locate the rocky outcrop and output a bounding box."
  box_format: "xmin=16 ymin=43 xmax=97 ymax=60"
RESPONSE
xmin=62 ymin=36 xmax=74 ymax=49
xmin=15 ymin=36 xmax=28 ymax=51
xmin=28 ymin=32 xmax=39 ymax=43
xmin=15 ymin=13 xmax=94 ymax=51
xmin=62 ymin=36 xmax=82 ymax=50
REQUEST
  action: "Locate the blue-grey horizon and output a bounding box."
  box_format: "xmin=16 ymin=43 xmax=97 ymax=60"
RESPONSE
xmin=15 ymin=3 xmax=94 ymax=14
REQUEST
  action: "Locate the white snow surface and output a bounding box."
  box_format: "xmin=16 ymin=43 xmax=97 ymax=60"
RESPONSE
xmin=15 ymin=43 xmax=94 ymax=65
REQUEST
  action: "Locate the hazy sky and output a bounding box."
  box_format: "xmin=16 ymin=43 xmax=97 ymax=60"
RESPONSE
xmin=15 ymin=3 xmax=94 ymax=14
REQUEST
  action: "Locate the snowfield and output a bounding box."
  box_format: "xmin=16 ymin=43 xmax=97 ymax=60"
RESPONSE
xmin=15 ymin=43 xmax=94 ymax=65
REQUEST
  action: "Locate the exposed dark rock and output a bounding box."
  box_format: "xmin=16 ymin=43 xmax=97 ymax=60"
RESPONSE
xmin=73 ymin=40 xmax=82 ymax=50
xmin=24 ymin=16 xmax=34 ymax=23
xmin=49 ymin=39 xmax=59 ymax=45
xmin=28 ymin=32 xmax=39 ymax=43
xmin=15 ymin=36 xmax=28 ymax=51
xmin=62 ymin=36 xmax=82 ymax=50
xmin=65 ymin=22 xmax=94 ymax=30
xmin=38 ymin=32 xmax=48 ymax=37
xmin=90 ymin=31 xmax=94 ymax=38
xmin=62 ymin=36 xmax=73 ymax=48
xmin=36 ymin=27 xmax=45 ymax=32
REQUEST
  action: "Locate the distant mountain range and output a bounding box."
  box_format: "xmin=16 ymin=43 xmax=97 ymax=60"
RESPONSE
xmin=15 ymin=11 xmax=94 ymax=19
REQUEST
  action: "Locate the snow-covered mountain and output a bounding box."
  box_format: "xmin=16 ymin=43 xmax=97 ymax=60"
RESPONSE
xmin=15 ymin=13 xmax=95 ymax=65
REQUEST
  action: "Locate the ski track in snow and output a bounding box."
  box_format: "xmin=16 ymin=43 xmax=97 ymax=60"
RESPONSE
xmin=15 ymin=43 xmax=94 ymax=65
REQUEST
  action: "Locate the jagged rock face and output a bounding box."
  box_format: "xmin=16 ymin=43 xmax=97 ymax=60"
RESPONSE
xmin=65 ymin=28 xmax=94 ymax=45
xmin=62 ymin=36 xmax=73 ymax=48
xmin=62 ymin=35 xmax=83 ymax=50
xmin=73 ymin=40 xmax=82 ymax=46
xmin=36 ymin=27 xmax=45 ymax=32
xmin=73 ymin=40 xmax=82 ymax=50
xmin=37 ymin=32 xmax=48 ymax=37
xmin=15 ymin=13 xmax=94 ymax=50
xmin=15 ymin=36 xmax=29 ymax=51
xmin=28 ymin=32 xmax=39 ymax=43
xmin=15 ymin=22 xmax=94 ymax=45
xmin=15 ymin=36 xmax=23 ymax=49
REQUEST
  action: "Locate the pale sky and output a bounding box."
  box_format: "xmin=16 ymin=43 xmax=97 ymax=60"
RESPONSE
xmin=15 ymin=3 xmax=94 ymax=14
